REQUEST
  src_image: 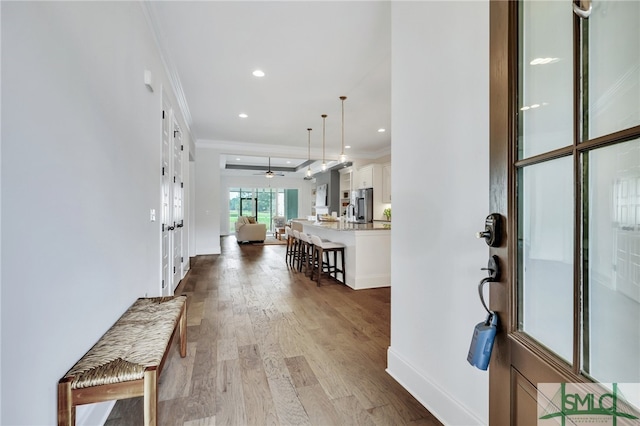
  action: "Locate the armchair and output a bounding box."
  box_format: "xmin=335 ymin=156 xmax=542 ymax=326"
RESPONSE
xmin=272 ymin=216 xmax=286 ymax=240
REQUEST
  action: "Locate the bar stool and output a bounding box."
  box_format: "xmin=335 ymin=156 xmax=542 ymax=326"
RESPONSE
xmin=289 ymin=229 xmax=301 ymax=269
xmin=297 ymin=232 xmax=314 ymax=275
xmin=309 ymin=235 xmax=346 ymax=286
xmin=284 ymin=227 xmax=295 ymax=267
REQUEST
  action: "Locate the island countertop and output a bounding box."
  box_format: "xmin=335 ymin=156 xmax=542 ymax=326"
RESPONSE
xmin=294 ymin=220 xmax=391 ymax=231
xmin=292 ymin=219 xmax=390 ymax=290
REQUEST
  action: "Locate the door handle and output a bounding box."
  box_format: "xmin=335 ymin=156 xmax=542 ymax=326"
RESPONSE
xmin=468 ymin=256 xmax=501 ymax=371
xmin=167 ymin=226 xmax=175 ymax=231
xmin=478 ymin=255 xmax=500 ymax=315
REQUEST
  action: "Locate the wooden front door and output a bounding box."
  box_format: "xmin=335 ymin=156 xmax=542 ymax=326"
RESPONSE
xmin=489 ymin=1 xmax=640 ymax=424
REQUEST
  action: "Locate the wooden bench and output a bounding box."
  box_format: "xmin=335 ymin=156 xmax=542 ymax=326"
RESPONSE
xmin=57 ymin=296 xmax=187 ymax=426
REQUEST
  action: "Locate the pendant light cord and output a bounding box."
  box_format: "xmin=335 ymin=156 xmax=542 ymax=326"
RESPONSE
xmin=321 ymin=114 xmax=327 ymax=170
xmin=307 ymin=128 xmax=312 ymax=176
xmin=340 ymin=96 xmax=346 ymax=160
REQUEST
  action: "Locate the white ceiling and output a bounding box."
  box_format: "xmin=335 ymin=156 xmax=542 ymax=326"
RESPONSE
xmin=146 ymin=1 xmax=391 ymax=177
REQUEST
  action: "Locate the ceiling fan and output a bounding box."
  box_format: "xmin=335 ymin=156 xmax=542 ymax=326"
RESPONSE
xmin=254 ymin=157 xmax=285 ymax=178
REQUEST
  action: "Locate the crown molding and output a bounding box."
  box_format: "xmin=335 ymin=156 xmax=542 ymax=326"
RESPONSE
xmin=140 ymin=1 xmax=194 ymax=138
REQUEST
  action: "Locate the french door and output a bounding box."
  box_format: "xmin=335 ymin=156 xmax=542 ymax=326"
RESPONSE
xmin=230 ymin=188 xmax=295 ymax=234
xmin=172 ymin=120 xmax=183 ymax=290
xmin=160 ymin=93 xmax=186 ymax=295
xmin=490 ymin=1 xmax=640 ymax=424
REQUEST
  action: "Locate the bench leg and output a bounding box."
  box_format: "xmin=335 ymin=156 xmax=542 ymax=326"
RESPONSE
xmin=179 ymin=302 xmax=187 ymax=358
xmin=144 ymin=368 xmax=158 ymax=426
xmin=57 ymin=381 xmax=75 ymax=426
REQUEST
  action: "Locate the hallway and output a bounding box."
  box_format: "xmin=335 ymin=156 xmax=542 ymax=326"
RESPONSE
xmin=105 ymin=236 xmax=441 ymax=425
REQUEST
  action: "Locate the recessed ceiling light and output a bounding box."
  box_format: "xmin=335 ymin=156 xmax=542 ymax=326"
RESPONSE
xmin=238 ymin=113 xmax=248 ymax=118
xmin=252 ymin=69 xmax=265 ymax=77
xmin=345 ymin=145 xmax=351 ymax=149
xmin=378 ymin=128 xmax=386 ymax=133
xmin=236 ymin=158 xmax=241 ymax=161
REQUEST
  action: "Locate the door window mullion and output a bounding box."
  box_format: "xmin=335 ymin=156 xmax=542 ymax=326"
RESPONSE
xmin=574 ymin=6 xmax=587 ymax=377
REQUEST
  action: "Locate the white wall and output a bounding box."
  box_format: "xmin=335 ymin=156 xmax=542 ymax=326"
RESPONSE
xmin=189 ymin=161 xmax=197 ymax=258
xmin=387 ymin=2 xmax=490 ymax=425
xmin=1 ymin=3 xmax=190 ymax=424
xmin=194 ymin=146 xmax=221 ymax=254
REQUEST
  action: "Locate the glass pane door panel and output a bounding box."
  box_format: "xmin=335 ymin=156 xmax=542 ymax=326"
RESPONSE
xmin=256 ymin=188 xmax=274 ymax=230
xmin=285 ymin=189 xmax=299 ymax=220
xmin=586 ymin=138 xmax=640 ymax=383
xmin=588 ymin=1 xmax=640 ymax=139
xmin=518 ymin=156 xmax=574 ymax=363
xmin=240 ymin=189 xmax=256 ymax=219
xmin=518 ymin=1 xmax=573 ymax=159
xmin=229 ymin=189 xmax=240 ymax=230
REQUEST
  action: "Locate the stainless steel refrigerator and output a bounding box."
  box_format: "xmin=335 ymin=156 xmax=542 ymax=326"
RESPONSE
xmin=352 ymin=188 xmax=373 ymax=223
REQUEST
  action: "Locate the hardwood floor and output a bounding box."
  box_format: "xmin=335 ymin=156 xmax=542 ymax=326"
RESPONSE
xmin=105 ymin=236 xmax=442 ymax=425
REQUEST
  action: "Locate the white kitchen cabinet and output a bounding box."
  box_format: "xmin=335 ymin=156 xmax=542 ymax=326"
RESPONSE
xmin=382 ymin=163 xmax=391 ymax=203
xmin=355 ymin=164 xmax=382 ymax=191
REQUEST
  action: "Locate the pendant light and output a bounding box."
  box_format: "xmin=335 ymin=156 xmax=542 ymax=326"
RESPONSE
xmin=339 ymin=96 xmax=347 ymax=163
xmin=321 ymin=114 xmax=327 ymax=171
xmin=305 ymin=128 xmax=313 ymax=179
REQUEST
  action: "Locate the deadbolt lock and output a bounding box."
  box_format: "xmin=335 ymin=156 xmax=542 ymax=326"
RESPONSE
xmin=476 ymin=214 xmax=503 ymax=247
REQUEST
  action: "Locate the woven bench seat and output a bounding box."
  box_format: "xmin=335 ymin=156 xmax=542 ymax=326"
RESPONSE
xmin=58 ymin=296 xmax=187 ymax=426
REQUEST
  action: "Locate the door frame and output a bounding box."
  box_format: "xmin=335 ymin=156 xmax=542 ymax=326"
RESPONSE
xmin=160 ymin=91 xmax=187 ymax=296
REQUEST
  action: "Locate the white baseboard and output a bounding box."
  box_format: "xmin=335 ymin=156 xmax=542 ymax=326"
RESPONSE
xmin=349 ymin=272 xmax=390 ymax=289
xmin=386 ymin=346 xmax=485 ymax=426
xmin=195 ymin=244 xmax=221 ymax=255
xmin=76 ymin=401 xmax=115 ymax=426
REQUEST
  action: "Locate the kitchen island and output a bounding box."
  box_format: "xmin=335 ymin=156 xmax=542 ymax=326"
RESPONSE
xmin=293 ymin=220 xmax=391 ymax=290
